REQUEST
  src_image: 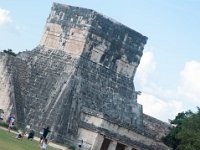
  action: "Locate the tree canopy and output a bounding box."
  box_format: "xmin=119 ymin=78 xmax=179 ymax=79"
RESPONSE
xmin=163 ymin=107 xmax=200 ymax=150
xmin=3 ymin=49 xmax=16 ymax=56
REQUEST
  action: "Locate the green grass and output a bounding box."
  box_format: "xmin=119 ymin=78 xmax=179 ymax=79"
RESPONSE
xmin=0 ymin=128 xmax=59 ymax=150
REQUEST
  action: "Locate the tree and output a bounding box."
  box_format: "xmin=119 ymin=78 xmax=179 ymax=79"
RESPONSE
xmin=3 ymin=49 xmax=16 ymax=56
xmin=163 ymin=108 xmax=200 ymax=150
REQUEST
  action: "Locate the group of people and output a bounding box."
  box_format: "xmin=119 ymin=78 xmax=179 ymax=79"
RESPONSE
xmin=15 ymin=129 xmax=35 ymax=140
xmin=16 ymin=126 xmax=51 ymax=150
xmin=0 ymin=111 xmax=83 ymax=150
xmin=0 ymin=111 xmax=51 ymax=150
xmin=0 ymin=112 xmax=15 ymax=132
xmin=15 ymin=126 xmax=51 ymax=150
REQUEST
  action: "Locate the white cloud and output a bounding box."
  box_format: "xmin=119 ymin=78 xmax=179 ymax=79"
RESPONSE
xmin=0 ymin=8 xmax=12 ymax=26
xmin=178 ymin=60 xmax=200 ymax=103
xmin=0 ymin=9 xmax=23 ymax=44
xmin=135 ymin=50 xmax=200 ymax=122
xmin=138 ymin=92 xmax=184 ymax=122
xmin=136 ymin=58 xmax=200 ymax=122
xmin=136 ymin=50 xmax=156 ymax=85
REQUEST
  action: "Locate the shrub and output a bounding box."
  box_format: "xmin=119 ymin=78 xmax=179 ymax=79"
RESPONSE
xmin=67 ymin=144 xmax=76 ymax=150
xmin=3 ymin=49 xmax=16 ymax=56
xmin=0 ymin=121 xmax=18 ymax=131
xmin=0 ymin=121 xmax=8 ymax=128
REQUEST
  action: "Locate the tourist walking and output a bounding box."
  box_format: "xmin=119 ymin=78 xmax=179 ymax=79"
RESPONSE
xmin=8 ymin=115 xmax=15 ymax=132
xmin=39 ymin=138 xmax=49 ymax=150
xmin=40 ymin=126 xmax=51 ymax=143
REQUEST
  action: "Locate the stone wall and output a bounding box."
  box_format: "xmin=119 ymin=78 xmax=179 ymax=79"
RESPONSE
xmin=143 ymin=114 xmax=170 ymax=141
xmin=5 ymin=47 xmax=143 ymax=140
xmin=39 ymin=2 xmax=147 ymax=130
xmin=40 ymin=3 xmax=147 ymax=79
xmin=76 ymin=56 xmax=143 ymax=129
xmin=0 ymin=52 xmax=28 ymax=125
xmin=17 ymin=48 xmax=81 ymax=140
xmin=0 ymin=53 xmax=14 ymax=115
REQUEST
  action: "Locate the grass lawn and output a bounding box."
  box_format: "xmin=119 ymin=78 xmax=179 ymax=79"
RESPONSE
xmin=0 ymin=128 xmax=59 ymax=150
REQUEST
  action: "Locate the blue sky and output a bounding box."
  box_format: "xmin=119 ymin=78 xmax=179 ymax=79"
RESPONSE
xmin=0 ymin=0 xmax=200 ymax=122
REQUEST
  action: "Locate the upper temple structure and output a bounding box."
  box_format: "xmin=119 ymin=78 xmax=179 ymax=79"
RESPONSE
xmin=0 ymin=3 xmax=170 ymax=150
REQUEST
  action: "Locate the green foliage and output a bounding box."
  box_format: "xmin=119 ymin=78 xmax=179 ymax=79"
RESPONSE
xmin=67 ymin=144 xmax=76 ymax=150
xmin=163 ymin=107 xmax=200 ymax=150
xmin=3 ymin=49 xmax=16 ymax=56
xmin=0 ymin=121 xmax=9 ymax=128
xmin=0 ymin=121 xmax=18 ymax=131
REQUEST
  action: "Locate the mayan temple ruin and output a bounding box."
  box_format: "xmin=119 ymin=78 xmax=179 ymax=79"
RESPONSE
xmin=0 ymin=3 xmax=170 ymax=150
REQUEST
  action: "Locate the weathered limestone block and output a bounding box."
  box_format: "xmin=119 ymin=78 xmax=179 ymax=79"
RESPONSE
xmin=107 ymin=141 xmax=117 ymax=150
xmin=143 ymin=114 xmax=170 ymax=140
xmin=0 ymin=53 xmax=14 ymax=114
xmin=91 ymin=134 xmax=104 ymax=150
xmin=125 ymin=146 xmax=133 ymax=150
xmin=78 ymin=128 xmax=98 ymax=149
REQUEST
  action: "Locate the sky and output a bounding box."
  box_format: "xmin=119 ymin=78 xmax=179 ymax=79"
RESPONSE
xmin=0 ymin=0 xmax=200 ymax=122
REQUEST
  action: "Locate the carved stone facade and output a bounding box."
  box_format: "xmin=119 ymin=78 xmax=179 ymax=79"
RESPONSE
xmin=0 ymin=3 xmax=170 ymax=150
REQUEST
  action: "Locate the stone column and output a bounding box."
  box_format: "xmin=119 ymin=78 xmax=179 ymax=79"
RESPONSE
xmin=107 ymin=141 xmax=117 ymax=150
xmin=125 ymin=146 xmax=132 ymax=150
xmin=91 ymin=134 xmax=104 ymax=150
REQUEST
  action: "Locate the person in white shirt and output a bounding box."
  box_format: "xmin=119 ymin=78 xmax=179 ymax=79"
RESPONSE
xmin=39 ymin=138 xmax=49 ymax=150
xmin=0 ymin=111 xmax=4 ymax=121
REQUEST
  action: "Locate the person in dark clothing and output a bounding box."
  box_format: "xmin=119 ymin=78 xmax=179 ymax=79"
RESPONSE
xmin=28 ymin=130 xmax=35 ymax=140
xmin=40 ymin=126 xmax=51 ymax=143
